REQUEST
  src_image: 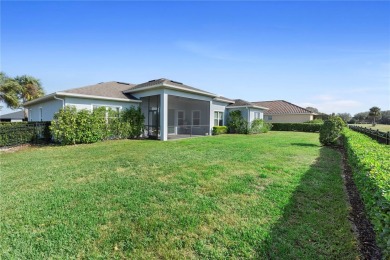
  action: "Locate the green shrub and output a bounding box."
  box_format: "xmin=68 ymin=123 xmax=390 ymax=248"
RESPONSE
xmin=250 ymin=119 xmax=272 ymax=134
xmin=227 ymin=110 xmax=249 ymax=134
xmin=0 ymin=122 xmax=51 ymax=147
xmin=305 ymin=119 xmax=324 ymax=124
xmin=122 ymin=106 xmax=144 ymax=138
xmin=212 ymin=126 xmax=227 ymax=135
xmin=271 ymin=123 xmax=322 ymax=132
xmin=50 ymin=106 xmax=144 ymax=145
xmin=319 ymin=116 xmax=345 ymax=146
xmin=343 ymin=128 xmax=390 ymax=257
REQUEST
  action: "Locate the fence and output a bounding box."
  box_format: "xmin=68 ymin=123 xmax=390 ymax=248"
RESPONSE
xmin=0 ymin=122 xmax=51 ymax=147
xmin=348 ymin=125 xmax=390 ymax=145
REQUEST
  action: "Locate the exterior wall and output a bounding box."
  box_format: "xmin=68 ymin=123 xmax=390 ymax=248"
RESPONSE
xmin=248 ymin=108 xmax=264 ymax=122
xmin=26 ymin=97 xmax=139 ymax=122
xmin=264 ymin=114 xmax=313 ymax=123
xmin=27 ymin=99 xmax=63 ymax=121
xmin=226 ymin=108 xmax=249 ymax=123
xmin=211 ymin=100 xmax=229 ymax=126
xmin=64 ymin=97 xmax=139 ymax=111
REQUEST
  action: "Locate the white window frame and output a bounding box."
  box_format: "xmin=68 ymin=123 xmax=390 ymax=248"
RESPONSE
xmin=214 ymin=111 xmax=224 ymax=126
xmin=192 ymin=110 xmax=201 ymax=126
xmin=254 ymin=111 xmax=261 ymax=120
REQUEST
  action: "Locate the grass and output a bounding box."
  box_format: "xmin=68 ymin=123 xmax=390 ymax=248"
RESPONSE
xmin=350 ymin=123 xmax=390 ymax=132
xmin=0 ymin=132 xmax=358 ymax=259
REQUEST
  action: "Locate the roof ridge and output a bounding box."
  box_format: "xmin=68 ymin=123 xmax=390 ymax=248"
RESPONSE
xmin=279 ymin=100 xmax=313 ymax=113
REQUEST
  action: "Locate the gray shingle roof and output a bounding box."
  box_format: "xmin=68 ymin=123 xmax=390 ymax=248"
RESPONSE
xmin=227 ymin=99 xmax=268 ymax=109
xmin=228 ymin=99 xmax=254 ymax=107
xmin=0 ymin=110 xmax=25 ymax=119
xmin=126 ymin=78 xmax=217 ymax=96
xmin=63 ymin=81 xmax=138 ymax=100
xmin=252 ymin=100 xmax=315 ymax=115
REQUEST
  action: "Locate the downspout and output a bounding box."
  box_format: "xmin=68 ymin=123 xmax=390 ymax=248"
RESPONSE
xmin=53 ymin=95 xmax=65 ymax=108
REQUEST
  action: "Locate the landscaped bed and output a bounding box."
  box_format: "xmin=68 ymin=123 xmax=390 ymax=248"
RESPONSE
xmin=1 ymin=132 xmax=359 ymax=258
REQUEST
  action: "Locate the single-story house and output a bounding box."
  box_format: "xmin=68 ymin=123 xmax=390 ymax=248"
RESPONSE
xmin=24 ymin=78 xmax=268 ymax=141
xmin=252 ymin=100 xmax=317 ymax=123
xmin=0 ymin=110 xmax=25 ymax=122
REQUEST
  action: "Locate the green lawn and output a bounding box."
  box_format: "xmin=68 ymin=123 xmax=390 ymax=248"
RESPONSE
xmin=350 ymin=123 xmax=390 ymax=132
xmin=0 ymin=132 xmax=358 ymax=259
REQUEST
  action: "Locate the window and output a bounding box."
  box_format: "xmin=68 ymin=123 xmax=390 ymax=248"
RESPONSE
xmin=254 ymin=112 xmax=261 ymax=119
xmin=267 ymin=115 xmax=273 ymax=121
xmin=214 ymin=111 xmax=224 ymax=126
xmin=29 ymin=109 xmax=32 ymax=121
xmin=192 ymin=110 xmax=200 ymax=126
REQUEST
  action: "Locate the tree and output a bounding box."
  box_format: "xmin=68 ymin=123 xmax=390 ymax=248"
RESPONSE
xmin=306 ymin=107 xmax=319 ymax=113
xmin=368 ymin=106 xmax=381 ymax=126
xmin=378 ymin=110 xmax=390 ymax=124
xmin=336 ymin=113 xmax=352 ymax=124
xmin=15 ymin=75 xmax=44 ymax=103
xmin=227 ymin=110 xmax=249 ymax=134
xmin=352 ymin=112 xmax=369 ymax=123
xmin=0 ymin=72 xmax=20 ymax=109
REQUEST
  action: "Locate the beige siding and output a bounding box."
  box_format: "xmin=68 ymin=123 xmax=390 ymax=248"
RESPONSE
xmin=264 ymin=114 xmax=313 ymax=123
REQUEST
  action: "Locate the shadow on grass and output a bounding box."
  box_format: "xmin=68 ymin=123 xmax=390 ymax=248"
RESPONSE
xmin=290 ymin=143 xmax=319 ymax=147
xmin=257 ymin=147 xmax=358 ymax=259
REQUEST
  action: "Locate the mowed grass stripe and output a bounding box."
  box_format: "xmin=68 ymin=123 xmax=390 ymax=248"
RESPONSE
xmin=0 ymin=132 xmax=358 ymax=259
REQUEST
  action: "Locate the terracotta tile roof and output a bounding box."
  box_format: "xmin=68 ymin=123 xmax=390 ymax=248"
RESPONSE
xmin=252 ymin=100 xmax=314 ymax=115
xmin=63 ymin=81 xmax=138 ymax=100
xmin=125 ymin=78 xmax=217 ymax=96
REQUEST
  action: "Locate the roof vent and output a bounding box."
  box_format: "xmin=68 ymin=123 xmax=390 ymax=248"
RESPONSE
xmin=169 ymin=80 xmax=183 ymax=85
xmin=116 ymin=82 xmax=130 ymax=85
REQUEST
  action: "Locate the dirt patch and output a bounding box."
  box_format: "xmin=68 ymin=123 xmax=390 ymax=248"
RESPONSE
xmin=338 ymin=145 xmax=382 ymax=260
xmin=0 ymin=144 xmax=32 ymax=153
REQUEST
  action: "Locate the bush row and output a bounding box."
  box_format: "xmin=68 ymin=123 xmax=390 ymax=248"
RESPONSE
xmin=212 ymin=126 xmax=227 ymax=135
xmin=50 ymin=106 xmax=144 ymax=145
xmin=271 ymin=123 xmax=322 ymax=132
xmin=343 ymin=128 xmax=390 ymax=257
xmin=0 ymin=122 xmax=51 ymax=147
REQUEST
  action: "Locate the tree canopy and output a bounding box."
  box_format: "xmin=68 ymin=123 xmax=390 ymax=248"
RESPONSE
xmin=368 ymin=106 xmax=381 ymax=125
xmin=0 ymin=72 xmax=45 ymax=110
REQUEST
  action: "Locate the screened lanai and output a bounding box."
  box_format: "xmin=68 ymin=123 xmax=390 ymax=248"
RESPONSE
xmin=140 ymin=94 xmax=211 ymax=140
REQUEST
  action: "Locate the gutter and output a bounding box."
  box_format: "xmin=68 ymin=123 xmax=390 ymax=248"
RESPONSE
xmin=54 ymin=96 xmax=65 ymax=108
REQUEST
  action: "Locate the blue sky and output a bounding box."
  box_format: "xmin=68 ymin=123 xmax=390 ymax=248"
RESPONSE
xmin=1 ymin=1 xmax=389 ymax=115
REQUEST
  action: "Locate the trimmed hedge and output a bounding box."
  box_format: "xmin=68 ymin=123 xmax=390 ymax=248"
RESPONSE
xmin=0 ymin=122 xmax=51 ymax=147
xmin=271 ymin=123 xmax=322 ymax=132
xmin=343 ymin=128 xmax=390 ymax=257
xmin=212 ymin=126 xmax=227 ymax=135
xmin=50 ymin=106 xmax=144 ymax=145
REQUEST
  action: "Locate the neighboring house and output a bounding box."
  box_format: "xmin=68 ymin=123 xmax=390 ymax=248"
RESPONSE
xmin=24 ymin=78 xmax=268 ymax=141
xmin=227 ymin=99 xmax=268 ymax=122
xmin=0 ymin=110 xmax=25 ymax=122
xmin=252 ymin=100 xmax=316 ymax=123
